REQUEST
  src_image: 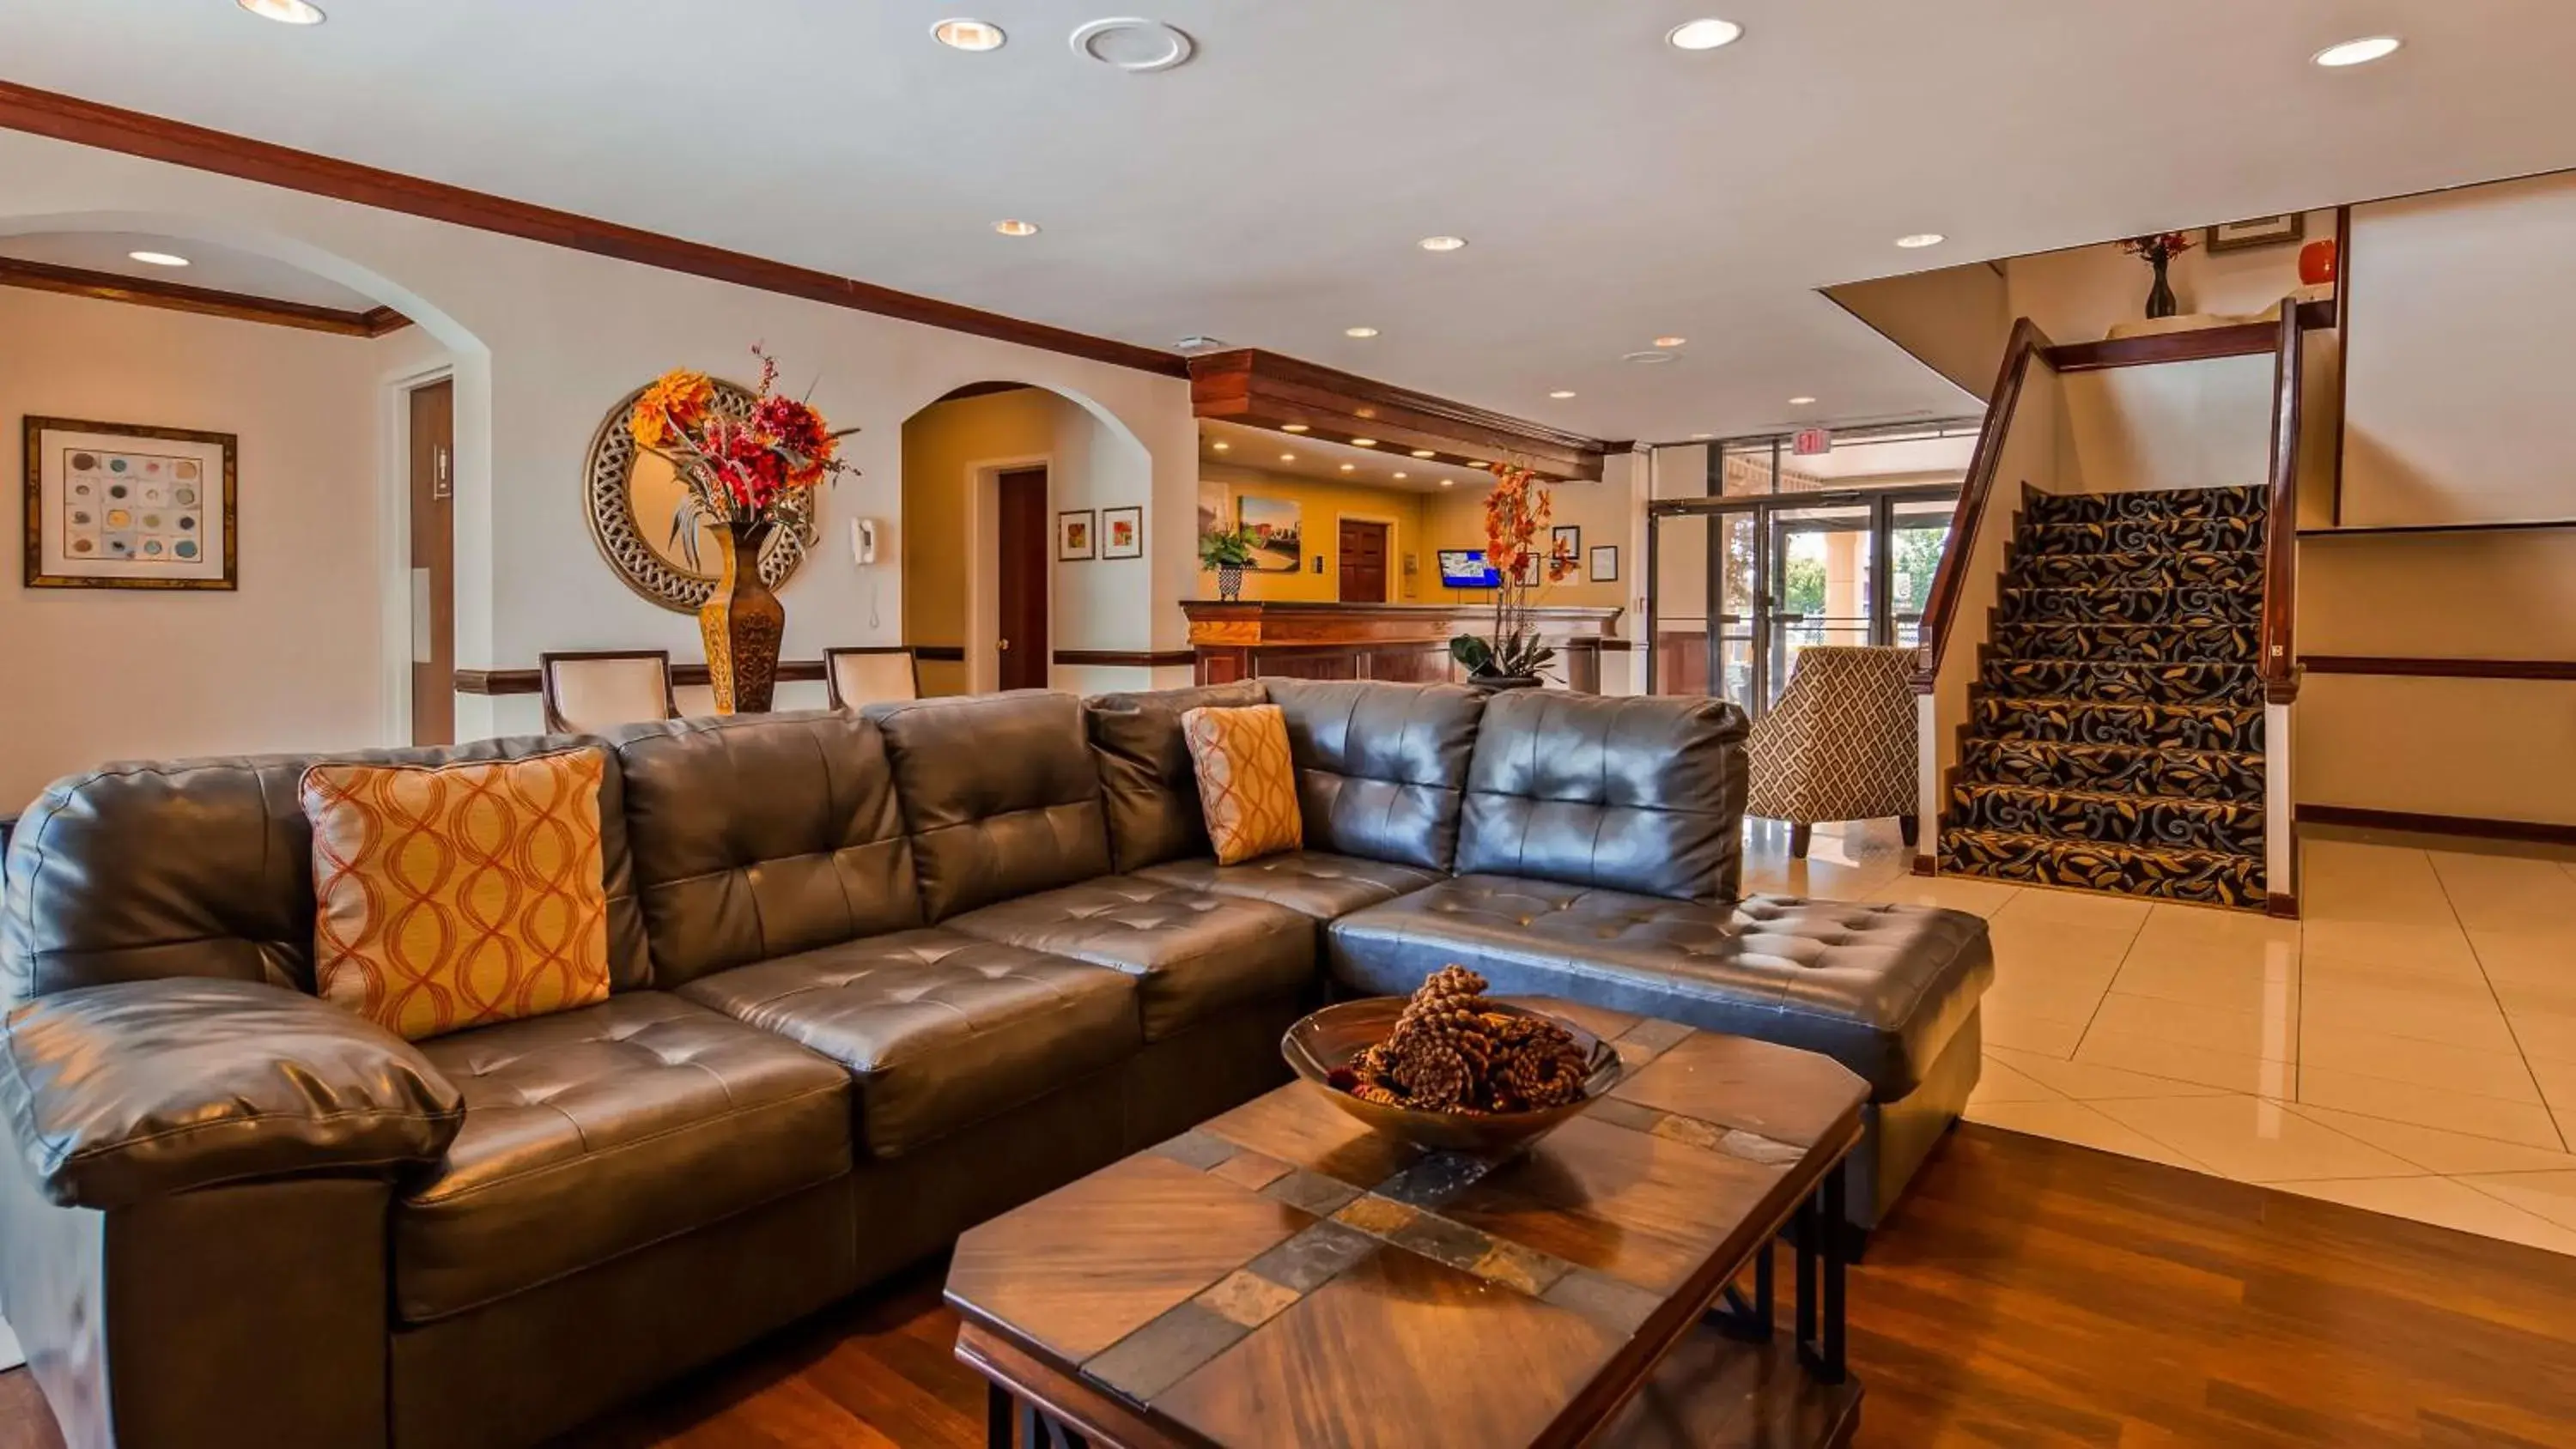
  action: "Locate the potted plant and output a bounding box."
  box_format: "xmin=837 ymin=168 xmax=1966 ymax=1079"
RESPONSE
xmin=629 ymin=346 xmax=860 ymax=713
xmin=2120 ymin=231 xmax=2197 ymax=320
xmin=1449 ymin=464 xmax=1577 ymax=689
xmin=1200 ymin=527 xmax=1259 ymax=601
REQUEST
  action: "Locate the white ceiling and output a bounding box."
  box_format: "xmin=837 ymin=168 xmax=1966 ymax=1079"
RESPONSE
xmin=1201 ymin=419 xmax=1492 ymax=494
xmin=0 ymin=229 xmax=380 ymax=310
xmin=3 ymin=2 xmax=2570 ymax=442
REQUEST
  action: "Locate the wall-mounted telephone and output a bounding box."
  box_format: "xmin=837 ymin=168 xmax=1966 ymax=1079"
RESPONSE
xmin=851 ymin=517 xmax=881 ymax=566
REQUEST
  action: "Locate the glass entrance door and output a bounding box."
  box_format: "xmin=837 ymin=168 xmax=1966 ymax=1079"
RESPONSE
xmin=1648 ymin=486 xmax=1959 ymax=717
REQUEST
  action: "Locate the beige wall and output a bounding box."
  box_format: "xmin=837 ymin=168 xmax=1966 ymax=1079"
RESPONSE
xmin=1197 ymin=464 xmax=1426 ymax=604
xmin=0 ymin=288 xmax=438 ymax=806
xmin=0 ymin=127 xmax=1200 ymax=743
xmin=1825 ymin=261 xmax=2011 ymax=402
xmin=2055 ymin=353 xmax=2275 ymax=495
xmin=2003 ymin=210 xmax=2334 ymax=344
xmin=2342 ymin=173 xmax=2576 ymax=528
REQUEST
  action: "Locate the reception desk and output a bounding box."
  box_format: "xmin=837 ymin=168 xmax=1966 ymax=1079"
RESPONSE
xmin=1180 ymin=601 xmax=1625 ymax=692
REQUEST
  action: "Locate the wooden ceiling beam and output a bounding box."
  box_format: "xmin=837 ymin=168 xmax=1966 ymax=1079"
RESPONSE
xmin=0 ymin=254 xmax=411 ymax=336
xmin=1190 ymin=349 xmax=1617 ymax=482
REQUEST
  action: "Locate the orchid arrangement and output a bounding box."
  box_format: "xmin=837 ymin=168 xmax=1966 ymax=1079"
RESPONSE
xmin=1450 ymin=463 xmax=1577 ymax=681
xmin=628 ymin=346 xmax=860 ymax=567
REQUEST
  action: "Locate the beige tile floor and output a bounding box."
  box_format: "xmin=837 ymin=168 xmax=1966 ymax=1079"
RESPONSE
xmin=1741 ymin=818 xmax=2576 ymax=1255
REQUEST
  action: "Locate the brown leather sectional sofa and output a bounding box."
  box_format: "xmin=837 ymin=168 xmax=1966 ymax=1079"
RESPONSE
xmin=0 ymin=680 xmax=1990 ymax=1449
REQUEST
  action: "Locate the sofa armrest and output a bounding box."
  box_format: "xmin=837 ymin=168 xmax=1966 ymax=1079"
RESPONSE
xmin=0 ymin=977 xmax=464 ymax=1210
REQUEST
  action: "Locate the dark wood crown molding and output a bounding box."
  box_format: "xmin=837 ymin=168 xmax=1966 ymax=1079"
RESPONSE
xmin=1189 ymin=349 xmax=1614 ymax=482
xmin=0 ymin=81 xmax=1187 ymax=378
xmin=0 ymin=254 xmax=410 ymax=336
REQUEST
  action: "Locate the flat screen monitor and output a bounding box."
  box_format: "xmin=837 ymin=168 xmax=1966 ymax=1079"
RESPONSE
xmin=1438 ymin=549 xmax=1501 ymax=588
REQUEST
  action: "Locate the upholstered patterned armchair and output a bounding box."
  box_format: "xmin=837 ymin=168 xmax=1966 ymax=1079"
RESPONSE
xmin=1746 ymin=645 xmax=1919 ymax=858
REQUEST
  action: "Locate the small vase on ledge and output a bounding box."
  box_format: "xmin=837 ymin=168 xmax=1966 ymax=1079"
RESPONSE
xmin=2145 ymin=256 xmax=2178 ymax=320
xmin=700 ymin=517 xmax=784 ymax=714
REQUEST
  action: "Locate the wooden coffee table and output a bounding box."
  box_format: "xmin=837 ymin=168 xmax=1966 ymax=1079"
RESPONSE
xmin=946 ymin=997 xmax=1869 ymax=1448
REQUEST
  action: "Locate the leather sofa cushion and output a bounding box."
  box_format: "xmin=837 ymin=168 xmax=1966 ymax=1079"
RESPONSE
xmin=1456 ymin=691 xmax=1750 ymax=901
xmin=1262 ymin=679 xmax=1485 ymax=871
xmin=3 ymin=737 xmax=650 ymax=1008
xmin=1326 ymin=876 xmax=1992 ymax=1100
xmin=1084 ymin=680 xmax=1267 ymax=873
xmin=0 ymin=978 xmax=463 ymax=1210
xmin=677 ymin=929 xmax=1140 ymax=1160
xmin=610 ymin=713 xmax=922 ymax=987
xmin=1134 ymin=852 xmax=1443 ymax=921
xmin=868 ymin=693 xmax=1114 ymax=920
xmin=398 ymin=992 xmax=848 ymax=1323
xmin=945 ymin=877 xmax=1313 ymax=1041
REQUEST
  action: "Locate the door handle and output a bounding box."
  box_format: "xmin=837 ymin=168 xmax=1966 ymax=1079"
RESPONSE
xmin=997 ymin=638 xmax=1012 ymax=652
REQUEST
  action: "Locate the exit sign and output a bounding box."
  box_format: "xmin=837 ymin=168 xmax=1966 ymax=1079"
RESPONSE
xmin=1792 ymin=427 xmax=1833 ymax=457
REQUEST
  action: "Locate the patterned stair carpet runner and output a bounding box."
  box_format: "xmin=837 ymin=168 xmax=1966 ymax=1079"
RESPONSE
xmin=1938 ymin=484 xmax=2269 ymax=909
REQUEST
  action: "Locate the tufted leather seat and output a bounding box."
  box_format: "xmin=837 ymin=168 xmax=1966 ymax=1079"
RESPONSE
xmin=398 ymin=992 xmax=849 ymax=1324
xmin=945 ymin=876 xmax=1313 ymax=1040
xmin=677 ymin=929 xmax=1140 ymax=1160
xmin=1327 ymin=876 xmax=1992 ymax=1101
xmin=1134 ymin=851 xmax=1443 ymax=920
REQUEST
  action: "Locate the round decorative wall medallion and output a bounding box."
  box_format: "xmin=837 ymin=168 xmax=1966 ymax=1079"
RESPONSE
xmin=583 ymin=379 xmax=815 ymax=614
xmin=1070 ymin=17 xmax=1194 ymax=72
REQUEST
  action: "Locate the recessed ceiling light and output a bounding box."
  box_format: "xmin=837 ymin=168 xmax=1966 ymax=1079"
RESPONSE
xmin=127 ymin=251 xmax=191 ymax=267
xmin=993 ymin=219 xmax=1040 ymax=237
xmin=1549 ymin=390 xmax=1577 ymax=399
xmin=1393 ymin=472 xmax=1409 ymax=480
xmin=1345 ymin=326 xmax=1380 ymax=338
xmin=1440 ymin=479 xmax=1455 ymax=488
xmin=1340 ymin=464 xmax=1357 ymax=472
xmin=1895 ymin=233 xmax=1947 ymax=249
xmin=1282 ymin=423 xmax=1309 ymax=433
xmin=1690 ymin=432 xmax=1715 ymax=440
xmin=1280 ymin=453 xmax=1297 ymax=463
xmin=1654 ymin=336 xmax=1688 ymax=349
xmin=931 ymin=18 xmax=1005 ymax=52
xmin=1667 ymin=18 xmax=1744 ymax=52
xmin=1419 ymin=235 xmax=1467 ymax=252
xmin=2313 ymin=36 xmax=2402 ymax=68
xmin=238 ymin=0 xmax=325 ymax=24
xmin=1623 ymin=350 xmax=1676 ymax=365
xmin=1788 ymin=396 xmax=1818 ymax=406
xmin=1352 ymin=438 xmax=1378 ymax=447
xmin=1212 ymin=441 xmax=1230 ymax=452
xmin=1411 ymin=449 xmax=1436 ymax=458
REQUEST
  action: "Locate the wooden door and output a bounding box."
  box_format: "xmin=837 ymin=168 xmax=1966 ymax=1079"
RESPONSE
xmin=996 ymin=468 xmax=1048 ymax=691
xmin=408 ymin=380 xmax=455 ymax=744
xmin=1337 ymin=518 xmax=1389 ymax=603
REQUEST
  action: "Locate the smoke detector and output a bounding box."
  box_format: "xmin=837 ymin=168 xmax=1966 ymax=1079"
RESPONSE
xmin=1623 ymin=349 xmax=1679 ymax=365
xmin=1072 ymin=18 xmax=1195 ymax=72
xmin=1176 ymin=335 xmax=1229 ymax=355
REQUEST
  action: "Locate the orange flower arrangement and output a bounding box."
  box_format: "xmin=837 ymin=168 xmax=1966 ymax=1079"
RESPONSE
xmin=1451 ymin=463 xmax=1577 ymax=682
xmin=626 ymin=346 xmax=858 ymax=565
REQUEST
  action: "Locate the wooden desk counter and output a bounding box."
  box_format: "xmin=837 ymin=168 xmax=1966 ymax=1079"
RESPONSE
xmin=1181 ymin=600 xmax=1625 ymax=692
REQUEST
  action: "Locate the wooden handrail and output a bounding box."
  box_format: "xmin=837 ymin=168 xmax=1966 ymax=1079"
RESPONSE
xmin=1910 ymin=317 xmax=2054 ymax=693
xmin=2259 ymin=302 xmax=2305 ymax=703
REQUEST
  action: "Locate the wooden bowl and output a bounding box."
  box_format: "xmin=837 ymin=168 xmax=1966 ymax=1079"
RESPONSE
xmin=1281 ymin=997 xmax=1624 ymax=1155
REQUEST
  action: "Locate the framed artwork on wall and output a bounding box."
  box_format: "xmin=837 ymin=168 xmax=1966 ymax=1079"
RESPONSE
xmin=1102 ymin=506 xmax=1143 ymax=560
xmin=2206 ymin=214 xmax=2304 ymax=253
xmin=1236 ymin=495 xmax=1303 ymax=573
xmin=1589 ymin=544 xmax=1619 ymax=582
xmin=1551 ymin=524 xmax=1581 ymax=570
xmin=23 ymin=416 xmax=238 ymax=591
xmin=1057 ymin=509 xmax=1096 ymax=561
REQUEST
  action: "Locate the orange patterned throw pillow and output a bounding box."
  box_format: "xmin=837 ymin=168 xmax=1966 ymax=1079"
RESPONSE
xmin=1181 ymin=704 xmax=1304 ymax=865
xmin=303 ymin=750 xmax=613 ymax=1042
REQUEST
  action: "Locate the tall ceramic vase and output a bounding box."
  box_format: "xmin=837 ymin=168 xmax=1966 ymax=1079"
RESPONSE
xmin=2145 ymin=254 xmax=2178 ymax=319
xmin=700 ymin=517 xmax=784 ymax=714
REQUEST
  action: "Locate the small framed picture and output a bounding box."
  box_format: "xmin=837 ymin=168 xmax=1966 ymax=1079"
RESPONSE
xmin=2206 ymin=215 xmax=2304 ymax=253
xmin=1551 ymin=524 xmax=1581 ymax=568
xmin=1056 ymin=509 xmax=1095 ymax=561
xmin=1515 ymin=553 xmax=1540 ymax=587
xmin=1101 ymin=506 xmax=1143 ymax=560
xmin=1589 ymin=544 xmax=1619 ymax=583
xmin=24 ymin=416 xmax=237 ymax=590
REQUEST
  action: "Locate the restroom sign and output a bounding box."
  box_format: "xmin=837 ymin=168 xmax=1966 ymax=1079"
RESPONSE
xmin=1792 ymin=427 xmax=1833 ymax=457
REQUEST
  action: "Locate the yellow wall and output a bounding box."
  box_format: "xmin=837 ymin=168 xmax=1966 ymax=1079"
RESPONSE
xmin=901 ymin=389 xmax=1063 ymax=694
xmin=1419 ymin=477 xmax=1631 ymax=615
xmin=1200 ymin=464 xmax=1426 ymax=603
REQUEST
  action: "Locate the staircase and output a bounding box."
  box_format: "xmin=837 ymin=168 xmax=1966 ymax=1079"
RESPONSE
xmin=1937 ymin=484 xmax=2269 ymax=909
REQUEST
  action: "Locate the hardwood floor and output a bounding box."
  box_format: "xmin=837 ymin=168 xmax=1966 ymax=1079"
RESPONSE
xmin=3 ymin=1125 xmax=2573 ymax=1447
